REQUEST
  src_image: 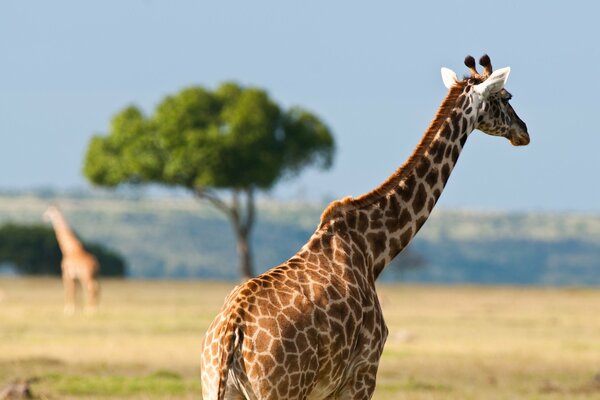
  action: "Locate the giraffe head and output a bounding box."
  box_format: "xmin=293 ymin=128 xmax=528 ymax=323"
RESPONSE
xmin=43 ymin=204 xmax=60 ymax=222
xmin=441 ymin=54 xmax=529 ymax=146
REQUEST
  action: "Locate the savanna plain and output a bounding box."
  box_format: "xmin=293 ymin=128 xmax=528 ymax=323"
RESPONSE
xmin=1 ymin=279 xmax=599 ymax=399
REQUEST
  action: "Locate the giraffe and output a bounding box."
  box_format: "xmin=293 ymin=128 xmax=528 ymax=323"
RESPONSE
xmin=201 ymin=54 xmax=529 ymax=400
xmin=43 ymin=205 xmax=100 ymax=315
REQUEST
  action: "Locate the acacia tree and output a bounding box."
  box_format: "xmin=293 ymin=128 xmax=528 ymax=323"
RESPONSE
xmin=83 ymin=82 xmax=335 ymax=279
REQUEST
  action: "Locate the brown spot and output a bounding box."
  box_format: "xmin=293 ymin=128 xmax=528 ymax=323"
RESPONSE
xmin=321 ymin=235 xmax=333 ymax=258
xmin=351 ymin=247 xmax=366 ymax=267
xmin=295 ymin=332 xmax=309 ymax=353
xmin=398 ymin=208 xmax=411 ymax=226
xmin=441 ymin=164 xmax=450 ymax=184
xmin=427 ymin=197 xmax=435 ymax=212
xmin=385 ymin=208 xmax=410 ymax=241
xmin=357 ymin=212 xmax=369 ymax=232
xmin=450 ymin=124 xmax=460 ymax=141
xmin=373 ymin=260 xmax=385 ymax=277
xmin=439 ymin=124 xmax=451 ymax=141
xmin=259 ymin=353 xmax=277 ymax=372
xmin=254 ymin=329 xmax=271 ymax=353
xmin=451 ymin=112 xmax=460 ymax=132
xmin=334 ymin=249 xmax=348 ymax=264
xmin=415 ymin=216 xmax=428 ymax=231
xmin=288 ymin=384 xmax=300 ymax=398
xmin=456 ymin=94 xmax=466 ymax=109
xmin=308 ymin=238 xmax=321 ymax=252
xmin=329 ymin=301 xmax=346 ymax=319
xmin=346 ymin=211 xmax=357 ymax=230
xmin=350 ymin=231 xmax=368 ymax=253
xmin=433 ymin=142 xmax=447 ymax=163
xmin=386 ymin=195 xmax=400 ymax=217
xmin=385 ymin=215 xmax=402 ymax=233
xmin=371 ymin=208 xmax=383 ymax=220
xmin=370 ymin=219 xmax=383 ymax=230
xmin=445 ymin=143 xmax=452 ymax=158
xmin=332 ymin=219 xmax=348 ymax=235
xmin=398 ymin=174 xmax=416 ymax=202
xmin=366 ymin=231 xmax=387 ymax=256
xmin=412 ymin=183 xmax=427 ymax=214
xmin=451 ymin=145 xmax=460 ymax=163
xmin=425 ymin=168 xmax=439 ymax=188
xmin=244 ymin=348 xmax=257 ymax=363
xmin=388 ymin=237 xmax=403 ymax=258
xmin=415 ymin=156 xmax=431 ymax=178
xmin=399 ymin=228 xmax=413 ymax=247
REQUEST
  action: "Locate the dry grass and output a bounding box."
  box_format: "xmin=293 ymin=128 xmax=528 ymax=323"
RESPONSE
xmin=1 ymin=278 xmax=599 ymax=399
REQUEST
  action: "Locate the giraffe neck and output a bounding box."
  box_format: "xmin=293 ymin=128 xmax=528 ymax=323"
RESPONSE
xmin=48 ymin=212 xmax=84 ymax=256
xmin=315 ymin=82 xmax=476 ymax=280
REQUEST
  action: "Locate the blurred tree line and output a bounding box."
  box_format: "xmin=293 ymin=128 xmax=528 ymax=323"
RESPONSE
xmin=0 ymin=223 xmax=126 ymax=276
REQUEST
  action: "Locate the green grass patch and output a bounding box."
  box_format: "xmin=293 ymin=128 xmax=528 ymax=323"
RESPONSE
xmin=2 ymin=279 xmax=600 ymax=399
xmin=43 ymin=370 xmax=199 ymax=397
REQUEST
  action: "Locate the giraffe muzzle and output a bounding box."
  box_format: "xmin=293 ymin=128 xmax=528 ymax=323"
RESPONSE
xmin=508 ymin=117 xmax=529 ymax=146
xmin=508 ymin=131 xmax=530 ymax=146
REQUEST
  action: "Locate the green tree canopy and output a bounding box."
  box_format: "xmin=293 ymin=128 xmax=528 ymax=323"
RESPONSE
xmin=83 ymin=82 xmax=335 ymax=278
xmin=0 ymin=223 xmax=126 ymax=276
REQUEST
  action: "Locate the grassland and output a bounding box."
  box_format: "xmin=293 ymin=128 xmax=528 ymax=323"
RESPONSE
xmin=1 ymin=278 xmax=599 ymax=399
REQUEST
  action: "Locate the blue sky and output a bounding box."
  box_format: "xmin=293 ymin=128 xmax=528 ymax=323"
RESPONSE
xmin=1 ymin=1 xmax=598 ymax=212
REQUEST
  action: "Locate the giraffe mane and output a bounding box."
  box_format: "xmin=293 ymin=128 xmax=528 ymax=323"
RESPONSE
xmin=318 ymin=80 xmax=468 ymax=228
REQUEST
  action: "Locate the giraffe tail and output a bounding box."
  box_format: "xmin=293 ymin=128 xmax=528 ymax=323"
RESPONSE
xmin=215 ymin=315 xmax=240 ymax=400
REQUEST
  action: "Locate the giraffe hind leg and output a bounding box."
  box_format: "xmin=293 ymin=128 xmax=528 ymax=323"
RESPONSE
xmin=223 ymin=385 xmax=247 ymax=400
xmin=84 ymin=278 xmax=100 ymax=314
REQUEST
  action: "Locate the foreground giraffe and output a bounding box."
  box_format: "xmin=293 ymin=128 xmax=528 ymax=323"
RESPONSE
xmin=43 ymin=205 xmax=100 ymax=314
xmin=201 ymin=55 xmax=530 ymax=399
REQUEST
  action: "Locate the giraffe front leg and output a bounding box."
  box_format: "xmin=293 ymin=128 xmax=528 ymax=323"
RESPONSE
xmin=62 ymin=275 xmax=76 ymax=316
xmin=335 ymin=360 xmax=380 ymax=400
xmin=335 ymin=322 xmax=387 ymax=400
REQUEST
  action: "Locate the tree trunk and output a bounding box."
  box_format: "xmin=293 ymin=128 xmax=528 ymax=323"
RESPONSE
xmin=230 ymin=188 xmax=255 ymax=279
xmin=194 ymin=187 xmax=256 ymax=280
xmin=234 ymin=226 xmax=253 ymax=280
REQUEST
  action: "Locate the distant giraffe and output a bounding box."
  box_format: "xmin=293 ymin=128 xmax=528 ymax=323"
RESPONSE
xmin=43 ymin=205 xmax=100 ymax=314
xmin=201 ymin=55 xmax=530 ymax=399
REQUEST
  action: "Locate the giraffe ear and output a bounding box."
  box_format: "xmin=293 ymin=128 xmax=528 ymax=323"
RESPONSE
xmin=441 ymin=67 xmax=458 ymax=89
xmin=473 ymin=67 xmax=511 ymax=97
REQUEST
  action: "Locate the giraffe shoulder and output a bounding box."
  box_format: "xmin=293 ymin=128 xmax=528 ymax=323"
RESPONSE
xmin=319 ymin=196 xmax=354 ymax=227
